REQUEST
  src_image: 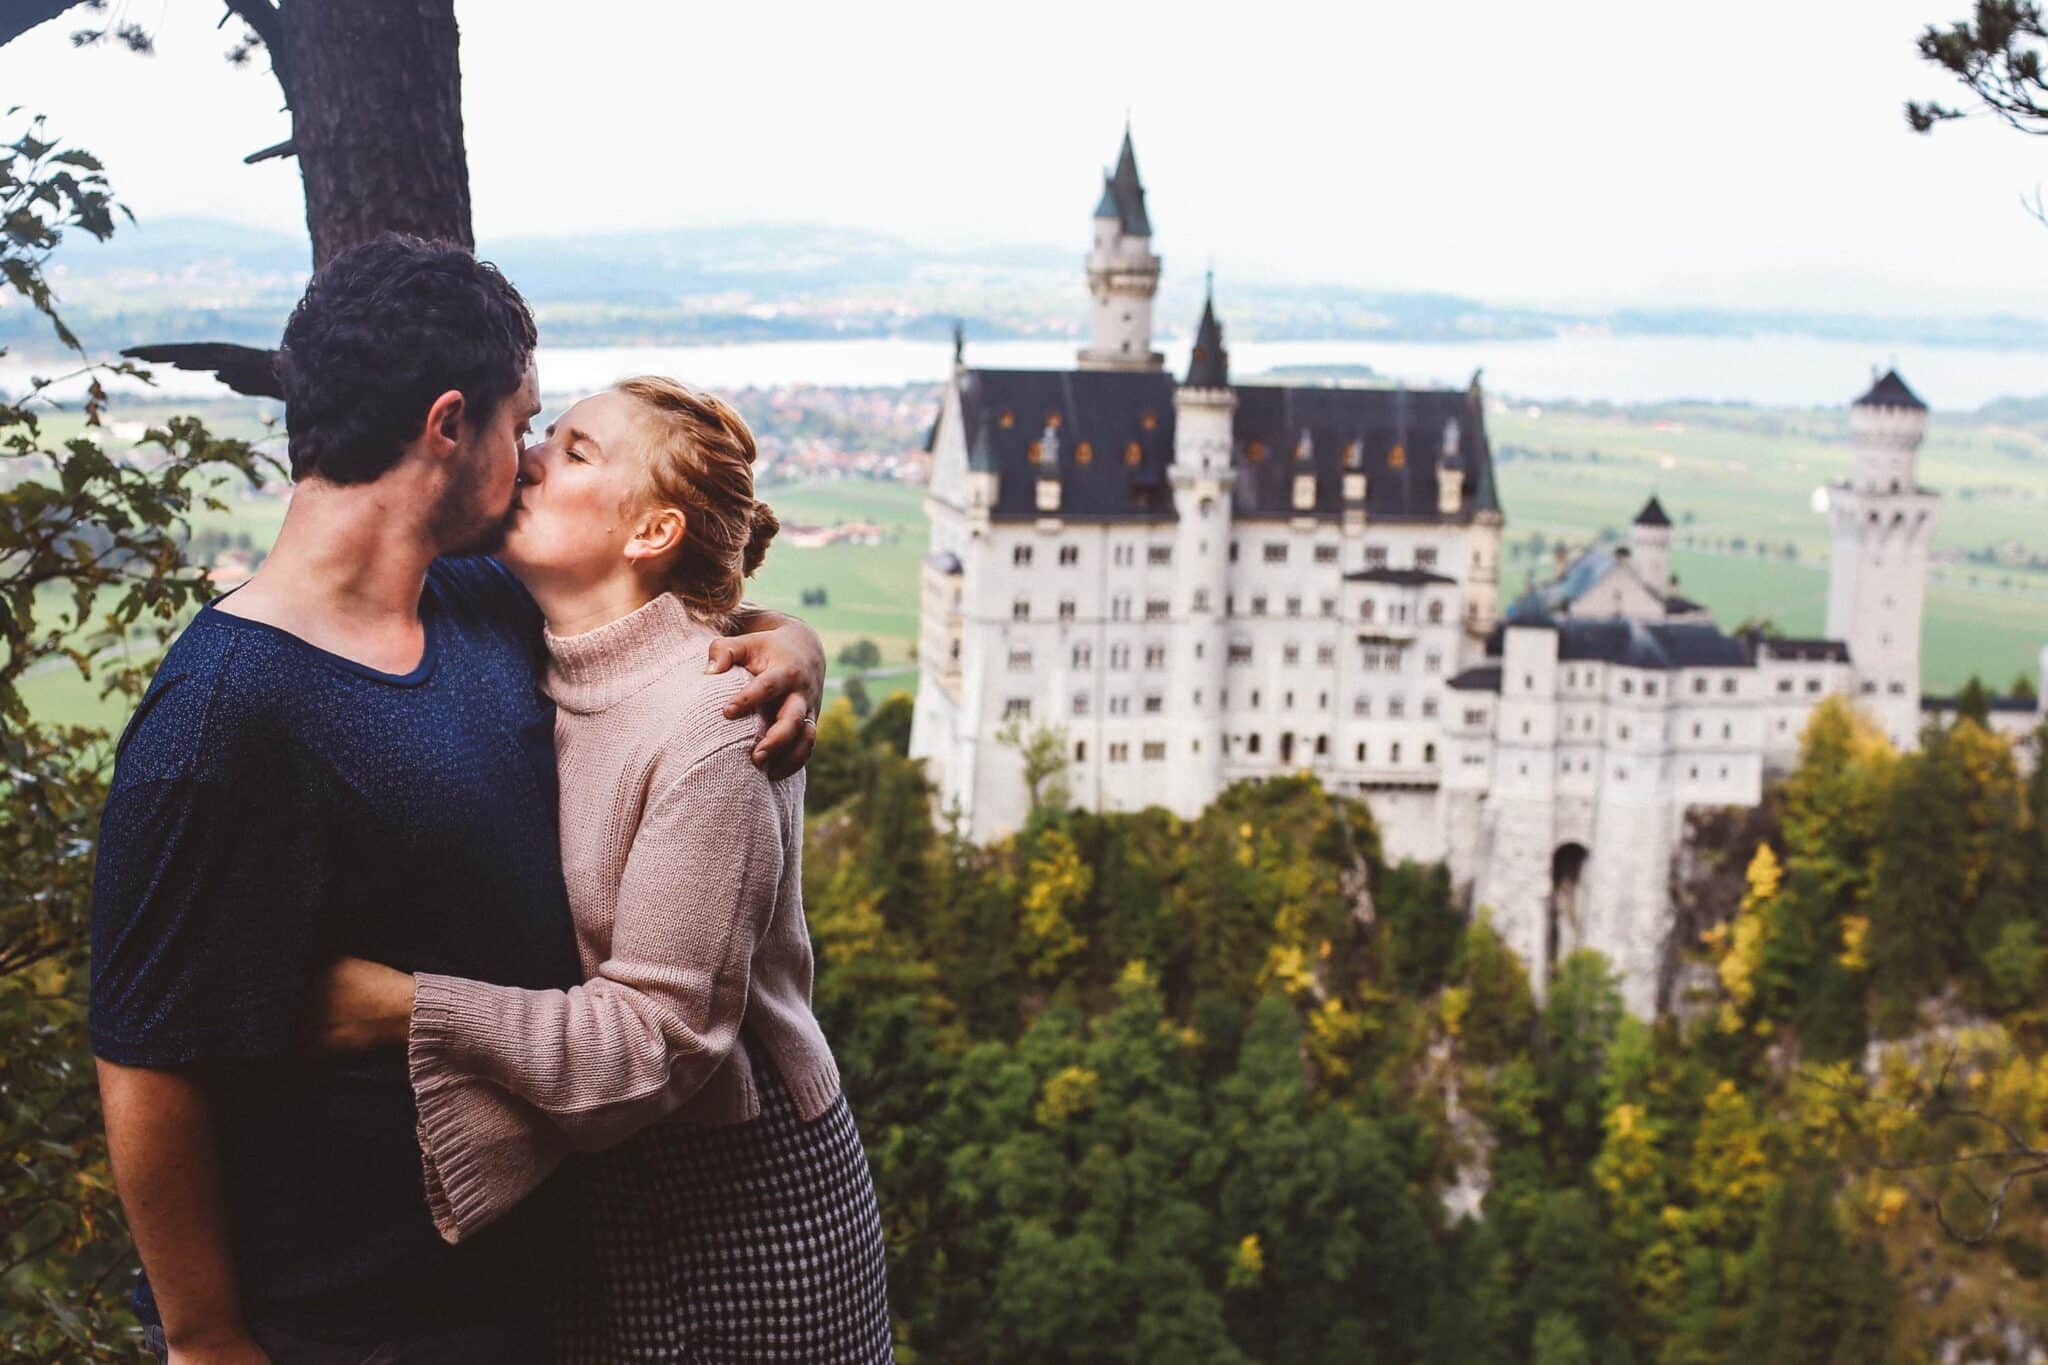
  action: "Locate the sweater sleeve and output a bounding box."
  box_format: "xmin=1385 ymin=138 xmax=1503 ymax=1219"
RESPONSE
xmin=407 ymin=738 xmax=785 ymax=1236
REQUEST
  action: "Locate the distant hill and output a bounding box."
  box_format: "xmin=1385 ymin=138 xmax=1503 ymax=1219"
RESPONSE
xmin=17 ymin=216 xmax=2048 ymax=358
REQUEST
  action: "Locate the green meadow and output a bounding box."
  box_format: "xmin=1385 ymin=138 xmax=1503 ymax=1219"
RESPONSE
xmin=19 ymin=394 xmax=2046 ymax=733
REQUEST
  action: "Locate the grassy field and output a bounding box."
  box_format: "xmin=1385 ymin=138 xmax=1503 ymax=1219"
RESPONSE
xmin=18 ymin=394 xmax=2045 ymax=733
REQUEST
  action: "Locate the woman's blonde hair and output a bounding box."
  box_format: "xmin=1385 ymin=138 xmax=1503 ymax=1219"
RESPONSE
xmin=611 ymin=375 xmax=779 ymax=623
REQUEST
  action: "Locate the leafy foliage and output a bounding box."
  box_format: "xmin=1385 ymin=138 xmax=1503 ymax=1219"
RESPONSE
xmin=0 ymin=118 xmax=271 ymax=1360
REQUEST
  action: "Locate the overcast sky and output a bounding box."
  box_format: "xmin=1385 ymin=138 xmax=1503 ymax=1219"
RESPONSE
xmin=5 ymin=0 xmax=2045 ymax=317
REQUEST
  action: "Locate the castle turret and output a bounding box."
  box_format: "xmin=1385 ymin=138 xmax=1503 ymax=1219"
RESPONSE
xmin=1825 ymin=369 xmax=1939 ymax=746
xmin=1630 ymin=495 xmax=1672 ymax=598
xmin=1078 ymin=126 xmax=1164 ymax=371
xmin=1168 ymin=280 xmax=1236 ymax=806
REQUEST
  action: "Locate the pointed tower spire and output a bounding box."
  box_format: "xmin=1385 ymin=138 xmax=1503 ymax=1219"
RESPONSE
xmin=1185 ymin=274 xmax=1229 ymax=389
xmin=1079 ymin=121 xmax=1163 ymax=371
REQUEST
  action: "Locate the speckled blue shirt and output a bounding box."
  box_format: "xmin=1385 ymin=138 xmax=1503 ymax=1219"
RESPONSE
xmin=89 ymin=555 xmax=583 ymax=1343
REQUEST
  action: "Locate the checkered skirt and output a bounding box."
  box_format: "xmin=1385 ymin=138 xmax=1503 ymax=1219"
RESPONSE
xmin=553 ymin=1036 xmax=892 ymax=1363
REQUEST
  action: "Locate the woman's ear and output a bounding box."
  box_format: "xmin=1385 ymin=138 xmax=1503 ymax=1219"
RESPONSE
xmin=624 ymin=506 xmax=687 ymax=565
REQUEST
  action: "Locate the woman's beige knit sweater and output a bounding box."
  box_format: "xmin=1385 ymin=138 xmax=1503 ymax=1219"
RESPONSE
xmin=405 ymin=591 xmax=837 ymax=1244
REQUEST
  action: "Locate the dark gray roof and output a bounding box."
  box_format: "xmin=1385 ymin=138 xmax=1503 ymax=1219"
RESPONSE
xmin=1185 ymin=290 xmax=1228 ymax=388
xmin=1491 ymin=617 xmax=1754 ymax=671
xmin=1095 ymin=129 xmax=1152 ymax=237
xmin=1922 ymin=694 xmax=2038 ymax=714
xmin=926 ymin=551 xmax=963 ymax=575
xmin=1635 ymin=494 xmax=1672 ymax=528
xmin=1855 ymin=369 xmax=1926 ymax=411
xmin=1344 ymin=567 xmax=1456 ymax=586
xmin=950 ymin=367 xmax=1502 ymax=524
xmin=1448 ymin=664 xmax=1503 ymax=692
xmin=1665 ymin=594 xmax=1706 ymax=614
xmin=1756 ymin=636 xmax=1850 ymax=663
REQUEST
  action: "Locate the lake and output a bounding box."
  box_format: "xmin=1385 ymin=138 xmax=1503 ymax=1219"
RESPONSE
xmin=8 ymin=332 xmax=2046 ymax=410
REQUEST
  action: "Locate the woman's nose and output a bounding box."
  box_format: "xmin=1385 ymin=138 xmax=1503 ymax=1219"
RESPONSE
xmin=517 ymin=445 xmax=544 ymax=486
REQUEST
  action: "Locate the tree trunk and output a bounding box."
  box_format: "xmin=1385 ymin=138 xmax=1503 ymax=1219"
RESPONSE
xmin=276 ymin=0 xmax=474 ymax=269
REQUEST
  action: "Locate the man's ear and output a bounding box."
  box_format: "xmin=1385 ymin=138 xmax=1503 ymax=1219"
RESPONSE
xmin=624 ymin=506 xmax=687 ymax=565
xmin=421 ymin=389 xmax=466 ymax=458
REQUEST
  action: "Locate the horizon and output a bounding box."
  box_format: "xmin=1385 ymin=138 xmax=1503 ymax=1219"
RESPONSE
xmin=7 ymin=0 xmax=2048 ymax=320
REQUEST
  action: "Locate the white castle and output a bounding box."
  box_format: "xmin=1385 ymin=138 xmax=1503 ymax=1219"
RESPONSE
xmin=908 ymin=129 xmax=2048 ymax=1014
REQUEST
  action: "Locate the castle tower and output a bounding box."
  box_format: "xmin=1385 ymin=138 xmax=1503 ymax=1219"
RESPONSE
xmin=1825 ymin=369 xmax=1939 ymax=747
xmin=1167 ymin=280 xmax=1236 ymax=808
xmin=1630 ymin=495 xmax=1672 ymax=597
xmin=1078 ymin=126 xmax=1164 ymax=371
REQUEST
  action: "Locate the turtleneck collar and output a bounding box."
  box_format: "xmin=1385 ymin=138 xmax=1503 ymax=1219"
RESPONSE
xmin=544 ymin=591 xmax=716 ymax=715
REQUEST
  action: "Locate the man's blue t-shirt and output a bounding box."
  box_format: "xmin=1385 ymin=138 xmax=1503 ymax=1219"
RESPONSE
xmin=89 ymin=557 xmax=583 ymax=1342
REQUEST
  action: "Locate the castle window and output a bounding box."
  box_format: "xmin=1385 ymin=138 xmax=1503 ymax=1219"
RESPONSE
xmin=1425 ymin=652 xmax=1442 ymax=674
xmin=1264 ymin=543 xmax=1288 ymax=564
xmin=1045 ymin=412 xmax=1062 ymax=430
xmin=1366 ymin=545 xmax=1389 ymax=567
xmin=1361 ymin=599 xmax=1377 ymax=622
xmin=1689 ymin=765 xmax=1699 ymax=780
xmin=1316 ymin=643 xmax=1335 ymax=665
xmin=1013 ymin=544 xmax=1033 ymax=566
xmin=1523 ymin=674 xmax=1534 ymax=691
xmin=1145 ymin=644 xmax=1166 ymax=668
xmin=1644 ymin=681 xmax=1657 ymax=697
xmin=1012 ymin=599 xmax=1031 ymax=621
xmin=1723 ymin=723 xmax=1733 ymax=739
xmin=1076 ymin=740 xmax=1088 ymax=761
xmin=1143 ymin=741 xmax=1166 ymax=761
xmin=1423 ymin=698 xmax=1439 ymax=719
xmin=1391 ymin=742 xmax=1403 ymax=763
xmin=1522 ymin=719 xmax=1532 ymax=736
xmin=1315 ymin=735 xmax=1330 ymax=757
xmin=1251 ymin=595 xmax=1268 ymax=616
xmin=1722 ymin=677 xmax=1737 ymax=694
xmin=1619 ymin=724 xmax=1631 ymax=741
xmin=1320 ymin=598 xmax=1337 ymax=619
xmin=1621 ymin=678 xmax=1634 ymax=695
xmin=1416 ymin=548 xmax=1438 ymax=569
xmin=1251 ymin=690 xmax=1262 ymax=709
xmin=1355 ymin=696 xmax=1372 ymax=717
xmin=1125 ymin=442 xmax=1143 ymax=465
xmin=1248 ymin=441 xmax=1267 ymax=462
xmin=1315 ymin=544 xmax=1339 ymax=563
xmin=1389 ymin=697 xmax=1407 ymax=719
xmin=1464 ymin=708 xmax=1487 ymax=726
xmin=1058 ymin=599 xmax=1075 ymax=621
xmin=1293 ymin=475 xmax=1316 ymax=510
xmin=1229 ymin=541 xmax=1240 ymax=563
xmin=1073 ymin=694 xmax=1090 ymax=716
xmin=1141 ymin=412 xmax=1158 ymax=432
xmin=1143 ymin=696 xmax=1164 ymax=715
xmin=1073 ymin=644 xmax=1092 ymax=668
xmin=1148 ymin=545 xmax=1173 ymax=565
xmin=1009 ymin=649 xmax=1033 ymax=672
xmin=1692 ymin=722 xmax=1702 ymax=739
xmin=1356 ymin=742 xmax=1367 ymax=761
xmin=1389 ymin=445 xmax=1407 ymax=470
xmin=1427 ymin=601 xmax=1445 ymax=624
xmin=1000 ymin=410 xmax=1016 ymax=428
xmin=1285 ymin=596 xmax=1302 ymax=617
xmin=1004 ymin=698 xmax=1031 ymax=719
xmin=1777 ymin=678 xmax=1793 ymax=694
xmin=1145 ymin=599 xmax=1169 ymax=621
xmin=1694 ymin=677 xmax=1707 ymax=694
xmin=1806 ymin=678 xmax=1822 ymax=694
xmin=1026 ymin=441 xmax=1043 ymax=464
xmin=1109 ymin=742 xmax=1129 ymax=762
xmin=1059 ymin=544 xmax=1080 ymax=565
xmin=1248 ymin=733 xmax=1262 ymax=755
xmin=1424 ymin=743 xmax=1436 ymax=764
xmin=1193 ymin=589 xmax=1211 ymax=613
xmin=1284 ymin=644 xmax=1302 ymax=665
xmin=1362 ymin=651 xmax=1380 ymax=673
xmin=1229 ymin=642 xmax=1253 ymax=664
xmin=1076 ymin=441 xmax=1094 ymax=466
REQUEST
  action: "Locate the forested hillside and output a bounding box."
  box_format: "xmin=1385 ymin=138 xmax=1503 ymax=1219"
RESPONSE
xmin=808 ymin=695 xmax=2048 ymax=1363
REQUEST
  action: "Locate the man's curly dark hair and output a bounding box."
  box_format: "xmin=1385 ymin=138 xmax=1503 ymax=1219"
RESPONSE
xmin=278 ymin=236 xmax=537 ymax=484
